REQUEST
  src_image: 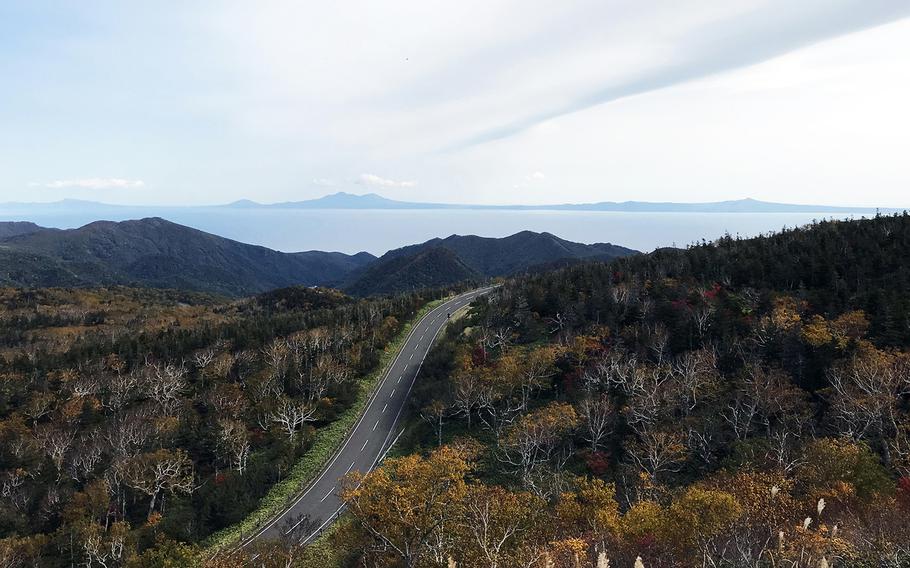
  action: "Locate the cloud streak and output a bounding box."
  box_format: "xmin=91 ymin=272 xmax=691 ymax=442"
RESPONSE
xmin=37 ymin=178 xmax=146 ymax=189
xmin=359 ymin=174 xmax=417 ymax=188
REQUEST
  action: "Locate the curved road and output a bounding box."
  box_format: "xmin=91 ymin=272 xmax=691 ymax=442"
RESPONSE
xmin=241 ymin=287 xmax=494 ymax=547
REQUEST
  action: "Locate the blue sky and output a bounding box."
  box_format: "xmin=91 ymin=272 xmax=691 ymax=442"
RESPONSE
xmin=2 ymin=0 xmax=909 ymax=206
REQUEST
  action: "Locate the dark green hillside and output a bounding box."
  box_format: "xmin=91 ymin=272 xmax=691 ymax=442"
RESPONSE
xmin=346 ymin=247 xmax=481 ymax=297
xmin=0 ymin=221 xmax=48 ymax=240
xmin=346 ymin=230 xmax=639 ymax=295
xmin=380 ymin=230 xmax=637 ymax=275
xmin=0 ymin=218 xmax=376 ymax=296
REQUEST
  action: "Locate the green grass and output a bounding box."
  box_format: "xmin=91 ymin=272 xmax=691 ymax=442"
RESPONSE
xmin=203 ymin=298 xmax=445 ymax=554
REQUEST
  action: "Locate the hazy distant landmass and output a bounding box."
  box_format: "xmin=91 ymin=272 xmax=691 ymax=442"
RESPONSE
xmin=224 ymin=192 xmax=888 ymax=213
xmin=1 ymin=193 xmax=895 ymax=213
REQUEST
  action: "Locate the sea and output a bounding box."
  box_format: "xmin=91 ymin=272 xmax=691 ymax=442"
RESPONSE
xmin=0 ymin=206 xmax=881 ymax=256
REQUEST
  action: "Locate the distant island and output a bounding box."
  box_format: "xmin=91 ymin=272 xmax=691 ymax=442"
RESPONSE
xmin=1 ymin=192 xmax=897 ymax=213
xmin=223 ymin=193 xmax=893 ymax=213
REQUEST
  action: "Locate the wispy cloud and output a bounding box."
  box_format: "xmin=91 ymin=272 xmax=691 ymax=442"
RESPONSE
xmin=513 ymin=171 xmax=546 ymax=189
xmin=449 ymin=1 xmax=910 ymax=150
xmin=36 ymin=178 xmax=146 ymax=189
xmin=312 ymin=178 xmax=337 ymax=187
xmin=359 ymin=173 xmax=417 ymax=188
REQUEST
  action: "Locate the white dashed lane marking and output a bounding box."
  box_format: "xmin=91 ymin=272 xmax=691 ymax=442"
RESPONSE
xmin=346 ymin=461 xmax=356 ymax=474
xmin=373 ymin=419 xmax=380 ymax=431
xmin=382 ymin=403 xmax=387 ymax=413
xmin=361 ymin=439 xmax=369 ymax=451
xmin=320 ymin=488 xmax=333 ymax=503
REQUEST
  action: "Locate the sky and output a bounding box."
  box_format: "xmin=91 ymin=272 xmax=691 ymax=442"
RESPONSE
xmin=1 ymin=0 xmax=909 ymax=207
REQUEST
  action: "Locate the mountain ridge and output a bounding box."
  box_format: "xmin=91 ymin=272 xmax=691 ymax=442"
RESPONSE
xmin=0 ymin=218 xmax=376 ymax=296
xmin=343 ymin=230 xmax=638 ymax=295
xmin=0 ymin=219 xmax=639 ymax=297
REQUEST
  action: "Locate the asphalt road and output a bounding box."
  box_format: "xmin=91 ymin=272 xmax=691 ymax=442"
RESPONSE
xmin=241 ymin=287 xmax=494 ymax=547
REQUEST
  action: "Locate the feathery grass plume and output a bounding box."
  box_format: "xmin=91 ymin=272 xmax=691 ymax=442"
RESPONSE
xmin=803 ymin=517 xmax=812 ymax=530
xmin=817 ymin=498 xmax=826 ymax=516
xmin=770 ymin=485 xmax=781 ymax=499
xmin=819 ymin=557 xmax=829 ymax=568
xmin=448 ymin=557 xmax=457 ymax=568
xmin=634 ymin=556 xmax=645 ymax=568
xmin=777 ymin=531 xmax=785 ymax=553
xmin=597 ymin=551 xmax=610 ymax=568
xmin=830 ymin=524 xmax=838 ymax=539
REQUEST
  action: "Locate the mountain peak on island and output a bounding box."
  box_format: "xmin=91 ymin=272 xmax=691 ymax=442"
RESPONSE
xmin=225 ymin=191 xmax=407 ymax=209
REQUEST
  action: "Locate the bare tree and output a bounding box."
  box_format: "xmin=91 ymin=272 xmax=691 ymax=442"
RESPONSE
xmin=33 ymin=424 xmax=76 ymax=475
xmin=68 ymin=432 xmax=104 ymax=481
xmin=671 ymin=349 xmax=719 ymax=414
xmin=269 ymin=396 xmax=317 ymax=441
xmin=451 ymin=371 xmax=490 ymax=430
xmin=81 ymin=521 xmax=129 ymax=568
xmin=579 ymin=393 xmax=614 ymax=451
xmin=143 ymin=361 xmax=187 ymax=415
xmin=828 ymin=347 xmax=910 ymax=465
xmin=115 ymin=449 xmax=194 ymax=520
xmin=105 ymin=408 xmax=152 ymax=459
xmin=499 ymin=403 xmax=578 ymax=490
xmin=217 ymin=419 xmax=251 ymax=474
xmin=101 ymin=372 xmax=141 ymax=414
xmin=420 ymin=400 xmax=449 ymax=447
xmin=625 ymin=429 xmax=686 ymax=484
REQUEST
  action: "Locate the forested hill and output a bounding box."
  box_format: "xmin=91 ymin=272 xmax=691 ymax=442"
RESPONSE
xmin=345 ymin=231 xmax=638 ymax=295
xmin=0 ymin=221 xmax=47 ymax=239
xmin=345 ymin=247 xmax=481 ymax=297
xmin=0 ymin=219 xmax=640 ymax=298
xmin=0 ymin=218 xmax=376 ymax=296
xmin=597 ymin=212 xmax=910 ymax=345
xmin=320 ymin=213 xmax=910 ymax=567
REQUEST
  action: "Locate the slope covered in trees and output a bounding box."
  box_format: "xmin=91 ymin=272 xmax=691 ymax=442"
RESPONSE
xmin=344 ymin=231 xmax=638 ymax=296
xmin=294 ymin=214 xmax=910 ymax=567
xmin=0 ymin=284 xmax=441 ymax=565
xmin=0 ymin=219 xmax=376 ymax=296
